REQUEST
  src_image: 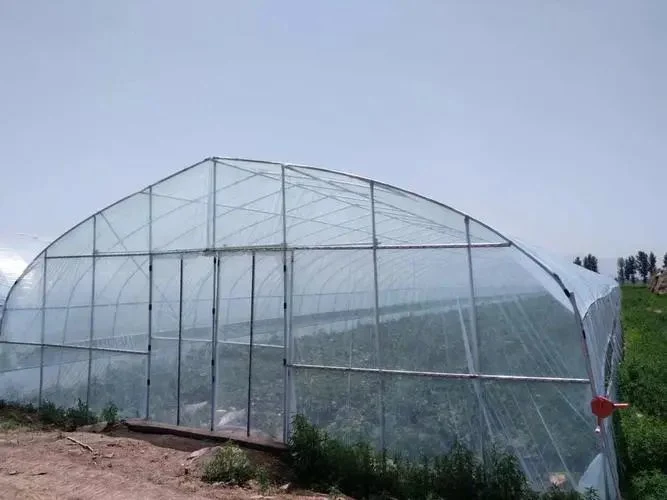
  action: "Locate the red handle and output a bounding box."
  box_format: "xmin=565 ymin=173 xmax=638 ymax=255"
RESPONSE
xmin=591 ymin=396 xmax=629 ymax=433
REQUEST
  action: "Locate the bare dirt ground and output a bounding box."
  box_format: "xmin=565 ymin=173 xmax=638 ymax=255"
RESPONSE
xmin=0 ymin=426 xmax=326 ymax=500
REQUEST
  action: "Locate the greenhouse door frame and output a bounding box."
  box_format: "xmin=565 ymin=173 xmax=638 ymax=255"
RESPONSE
xmin=146 ymin=249 xmax=291 ymax=437
xmin=213 ymin=249 xmax=291 ymax=439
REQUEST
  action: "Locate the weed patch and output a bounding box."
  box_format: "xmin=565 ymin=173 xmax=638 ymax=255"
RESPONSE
xmin=288 ymin=414 xmax=597 ymax=500
xmin=201 ymin=444 xmax=258 ymax=486
xmin=1 ymin=398 xmax=97 ymax=431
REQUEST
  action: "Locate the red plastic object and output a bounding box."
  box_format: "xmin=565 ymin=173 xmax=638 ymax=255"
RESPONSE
xmin=590 ymin=395 xmax=629 ymax=432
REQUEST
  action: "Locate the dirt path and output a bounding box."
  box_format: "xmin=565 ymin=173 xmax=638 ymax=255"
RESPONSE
xmin=0 ymin=428 xmax=323 ymax=500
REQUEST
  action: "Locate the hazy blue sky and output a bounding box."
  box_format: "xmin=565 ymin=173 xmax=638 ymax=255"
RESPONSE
xmin=1 ymin=1 xmax=665 ymax=271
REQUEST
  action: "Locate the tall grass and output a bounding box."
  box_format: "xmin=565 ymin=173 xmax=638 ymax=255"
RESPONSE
xmin=287 ymin=414 xmax=597 ymax=500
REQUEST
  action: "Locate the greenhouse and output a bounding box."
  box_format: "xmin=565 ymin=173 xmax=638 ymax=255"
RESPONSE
xmin=0 ymin=157 xmax=622 ymax=497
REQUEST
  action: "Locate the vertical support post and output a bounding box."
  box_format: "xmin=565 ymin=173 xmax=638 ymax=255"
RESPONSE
xmin=176 ymin=256 xmax=184 ymax=426
xmin=210 ymin=255 xmax=220 ymax=431
xmin=145 ymin=186 xmax=153 ymax=420
xmin=464 ymin=216 xmax=491 ymax=459
xmin=464 ymin=218 xmax=480 ymax=368
xmin=86 ymin=216 xmax=97 ymax=407
xmin=280 ymin=164 xmax=290 ymax=441
xmin=288 ymin=250 xmax=296 ymax=420
xmin=246 ymin=252 xmax=256 ymax=437
xmin=369 ymin=181 xmax=385 ymax=452
xmin=208 ymin=159 xmax=217 ymax=249
xmin=38 ymin=254 xmax=48 ymax=407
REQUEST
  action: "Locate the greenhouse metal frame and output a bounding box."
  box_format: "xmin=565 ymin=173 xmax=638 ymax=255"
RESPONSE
xmin=0 ymin=157 xmax=622 ymax=497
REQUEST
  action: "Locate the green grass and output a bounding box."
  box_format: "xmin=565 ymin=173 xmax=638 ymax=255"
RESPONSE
xmin=618 ymin=286 xmax=667 ymax=498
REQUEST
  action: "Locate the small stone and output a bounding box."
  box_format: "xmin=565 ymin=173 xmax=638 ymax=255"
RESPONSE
xmin=103 ymin=453 xmax=114 ymax=459
xmin=8 ymin=470 xmax=18 ymax=475
xmin=279 ymin=483 xmax=291 ymax=492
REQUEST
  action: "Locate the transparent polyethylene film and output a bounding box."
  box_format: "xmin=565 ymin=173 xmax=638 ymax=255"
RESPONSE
xmin=0 ymin=247 xmax=28 ymax=314
xmin=28 ymin=159 xmax=510 ymax=261
xmin=0 ymin=158 xmax=622 ymax=496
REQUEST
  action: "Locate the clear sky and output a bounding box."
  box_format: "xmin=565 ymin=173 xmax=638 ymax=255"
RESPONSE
xmin=1 ymin=1 xmax=665 ymax=273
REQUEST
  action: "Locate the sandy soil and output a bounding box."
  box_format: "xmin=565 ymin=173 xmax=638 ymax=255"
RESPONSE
xmin=0 ymin=427 xmax=326 ymax=500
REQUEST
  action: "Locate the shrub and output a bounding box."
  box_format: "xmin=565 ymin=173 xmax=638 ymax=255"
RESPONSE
xmin=64 ymin=399 xmax=97 ymax=429
xmin=630 ymin=470 xmax=667 ymax=500
xmin=100 ymin=402 xmax=119 ymax=424
xmin=38 ymin=400 xmax=67 ymax=426
xmin=539 ymin=486 xmax=599 ymax=500
xmin=254 ymin=465 xmax=271 ymax=493
xmin=202 ymin=444 xmax=255 ymax=486
xmin=0 ymin=400 xmax=37 ymax=430
xmin=481 ymin=447 xmax=531 ymax=500
xmin=5 ymin=399 xmax=97 ymax=431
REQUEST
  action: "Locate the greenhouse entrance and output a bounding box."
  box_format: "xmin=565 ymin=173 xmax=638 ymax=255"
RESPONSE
xmin=148 ymin=250 xmax=288 ymax=440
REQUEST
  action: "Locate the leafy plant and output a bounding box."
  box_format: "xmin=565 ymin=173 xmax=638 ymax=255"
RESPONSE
xmin=254 ymin=465 xmax=271 ymax=493
xmin=201 ymin=444 xmax=255 ymax=485
xmin=101 ymin=402 xmax=119 ymax=424
xmin=38 ymin=400 xmax=66 ymax=426
xmin=64 ymin=399 xmax=98 ymax=428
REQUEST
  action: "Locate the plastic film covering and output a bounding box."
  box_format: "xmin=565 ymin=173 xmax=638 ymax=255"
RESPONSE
xmin=0 ymin=158 xmax=622 ymax=497
xmin=0 ymin=248 xmax=28 ymax=317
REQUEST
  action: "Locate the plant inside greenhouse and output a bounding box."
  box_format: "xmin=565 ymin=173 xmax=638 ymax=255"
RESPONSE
xmin=0 ymin=157 xmax=623 ymax=498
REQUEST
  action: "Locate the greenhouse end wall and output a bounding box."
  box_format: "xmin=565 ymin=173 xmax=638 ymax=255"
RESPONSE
xmin=0 ymin=158 xmax=621 ymax=496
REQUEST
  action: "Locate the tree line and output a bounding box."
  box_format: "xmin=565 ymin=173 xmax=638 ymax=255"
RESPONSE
xmin=572 ymin=251 xmax=667 ymax=283
xmin=616 ymin=251 xmax=667 ymax=284
xmin=573 ymin=254 xmax=599 ymax=273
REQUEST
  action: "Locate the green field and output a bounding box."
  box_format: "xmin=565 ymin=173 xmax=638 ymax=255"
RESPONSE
xmin=618 ymin=286 xmax=667 ymax=499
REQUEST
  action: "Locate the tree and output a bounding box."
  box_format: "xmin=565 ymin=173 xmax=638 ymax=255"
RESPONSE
xmin=637 ymin=251 xmax=650 ymax=283
xmin=617 ymin=257 xmax=625 ymax=284
xmin=582 ymin=254 xmax=598 ymax=273
xmin=649 ymin=252 xmax=657 ymax=276
xmin=590 ymin=255 xmax=599 ymax=273
xmin=664 ymin=252 xmax=667 ymax=270
xmin=625 ymin=256 xmax=637 ymax=284
xmin=573 ymin=257 xmax=582 ymax=266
